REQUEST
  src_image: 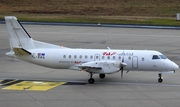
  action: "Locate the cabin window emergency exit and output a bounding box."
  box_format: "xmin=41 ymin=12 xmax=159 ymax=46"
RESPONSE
xmin=132 ymin=56 xmax=138 ymax=68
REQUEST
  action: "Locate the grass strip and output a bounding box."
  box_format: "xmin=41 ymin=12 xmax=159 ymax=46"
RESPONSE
xmin=0 ymin=13 xmax=180 ymax=26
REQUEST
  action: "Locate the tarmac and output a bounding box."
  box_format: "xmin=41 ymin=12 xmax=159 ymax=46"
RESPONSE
xmin=0 ymin=23 xmax=180 ymax=107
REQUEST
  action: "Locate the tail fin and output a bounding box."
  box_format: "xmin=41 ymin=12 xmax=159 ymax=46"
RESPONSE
xmin=5 ymin=16 xmax=35 ymax=51
xmin=5 ymin=16 xmax=69 ymax=57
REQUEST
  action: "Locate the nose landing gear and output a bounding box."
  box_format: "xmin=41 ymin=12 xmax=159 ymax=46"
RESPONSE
xmin=158 ymin=73 xmax=163 ymax=83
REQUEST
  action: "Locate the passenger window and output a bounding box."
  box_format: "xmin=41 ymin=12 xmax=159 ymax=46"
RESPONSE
xmin=96 ymin=56 xmax=98 ymax=59
xmin=113 ymin=56 xmax=115 ymax=60
xmin=107 ymin=56 xmax=110 ymax=60
xmin=85 ymin=55 xmax=88 ymax=59
xmin=118 ymin=56 xmax=121 ymax=60
xmin=102 ymin=56 xmax=104 ymax=59
xmin=152 ymin=55 xmax=160 ymax=59
xmin=69 ymin=55 xmax=71 ymax=59
xmin=74 ymin=55 xmax=77 ymax=59
xmin=63 ymin=55 xmax=66 ymax=58
xmin=90 ymin=55 xmax=93 ymax=59
xmin=80 ymin=55 xmax=82 ymax=59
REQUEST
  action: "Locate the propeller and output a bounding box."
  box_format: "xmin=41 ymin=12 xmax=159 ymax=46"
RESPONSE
xmin=120 ymin=57 xmax=124 ymax=78
xmin=119 ymin=57 xmax=127 ymax=79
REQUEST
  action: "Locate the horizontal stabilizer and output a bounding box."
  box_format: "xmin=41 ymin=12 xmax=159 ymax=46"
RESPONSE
xmin=13 ymin=48 xmax=31 ymax=55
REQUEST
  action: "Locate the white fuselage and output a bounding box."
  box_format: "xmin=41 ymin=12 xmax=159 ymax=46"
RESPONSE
xmin=15 ymin=48 xmax=178 ymax=74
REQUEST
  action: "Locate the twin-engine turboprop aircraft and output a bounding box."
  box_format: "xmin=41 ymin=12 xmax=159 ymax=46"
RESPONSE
xmin=5 ymin=16 xmax=179 ymax=84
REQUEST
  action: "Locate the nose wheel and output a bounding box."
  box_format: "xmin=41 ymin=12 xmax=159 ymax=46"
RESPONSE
xmin=158 ymin=73 xmax=163 ymax=83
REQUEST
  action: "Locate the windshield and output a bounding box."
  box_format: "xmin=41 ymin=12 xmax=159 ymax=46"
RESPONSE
xmin=152 ymin=55 xmax=167 ymax=60
xmin=159 ymin=55 xmax=167 ymax=59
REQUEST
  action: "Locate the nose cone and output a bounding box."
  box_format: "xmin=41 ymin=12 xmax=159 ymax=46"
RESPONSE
xmin=172 ymin=62 xmax=179 ymax=70
xmin=166 ymin=60 xmax=179 ymax=71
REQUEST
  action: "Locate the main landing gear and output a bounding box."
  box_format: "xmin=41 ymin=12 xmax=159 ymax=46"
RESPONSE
xmin=88 ymin=73 xmax=95 ymax=84
xmin=158 ymin=73 xmax=163 ymax=83
xmin=88 ymin=73 xmax=106 ymax=84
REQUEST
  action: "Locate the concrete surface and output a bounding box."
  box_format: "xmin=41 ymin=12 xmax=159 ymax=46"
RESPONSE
xmin=0 ymin=24 xmax=180 ymax=107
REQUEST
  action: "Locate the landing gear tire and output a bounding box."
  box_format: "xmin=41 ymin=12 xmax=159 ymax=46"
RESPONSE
xmin=99 ymin=74 xmax=105 ymax=79
xmin=158 ymin=73 xmax=163 ymax=83
xmin=158 ymin=78 xmax=163 ymax=83
xmin=88 ymin=78 xmax=95 ymax=84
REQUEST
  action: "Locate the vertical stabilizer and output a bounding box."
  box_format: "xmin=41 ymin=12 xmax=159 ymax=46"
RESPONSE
xmin=5 ymin=16 xmax=35 ymax=51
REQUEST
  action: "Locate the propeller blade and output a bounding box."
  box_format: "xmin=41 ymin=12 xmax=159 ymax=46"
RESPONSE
xmin=121 ymin=68 xmax=123 ymax=78
xmin=120 ymin=56 xmax=124 ymax=78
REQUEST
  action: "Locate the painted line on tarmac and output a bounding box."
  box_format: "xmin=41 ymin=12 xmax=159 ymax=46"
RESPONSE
xmin=0 ymin=79 xmax=66 ymax=91
xmin=0 ymin=79 xmax=86 ymax=91
xmin=2 ymin=81 xmax=66 ymax=91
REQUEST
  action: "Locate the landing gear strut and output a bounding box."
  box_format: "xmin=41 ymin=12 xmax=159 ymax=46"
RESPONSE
xmin=158 ymin=73 xmax=163 ymax=83
xmin=88 ymin=73 xmax=95 ymax=84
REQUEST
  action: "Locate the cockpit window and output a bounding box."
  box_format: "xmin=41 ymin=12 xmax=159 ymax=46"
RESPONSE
xmin=159 ymin=55 xmax=167 ymax=59
xmin=152 ymin=55 xmax=160 ymax=59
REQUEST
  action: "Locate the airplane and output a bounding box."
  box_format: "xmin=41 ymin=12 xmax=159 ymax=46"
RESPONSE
xmin=4 ymin=16 xmax=179 ymax=84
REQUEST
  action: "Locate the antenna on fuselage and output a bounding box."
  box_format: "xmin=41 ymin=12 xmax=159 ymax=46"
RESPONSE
xmin=107 ymin=47 xmax=111 ymax=50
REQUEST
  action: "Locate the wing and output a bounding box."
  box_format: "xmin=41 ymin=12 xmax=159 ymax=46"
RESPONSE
xmin=78 ymin=61 xmax=126 ymax=74
xmin=78 ymin=66 xmax=102 ymax=71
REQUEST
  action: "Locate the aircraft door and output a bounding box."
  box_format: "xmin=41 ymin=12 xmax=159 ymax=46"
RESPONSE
xmin=132 ymin=56 xmax=138 ymax=68
xmin=94 ymin=54 xmax=100 ymax=61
